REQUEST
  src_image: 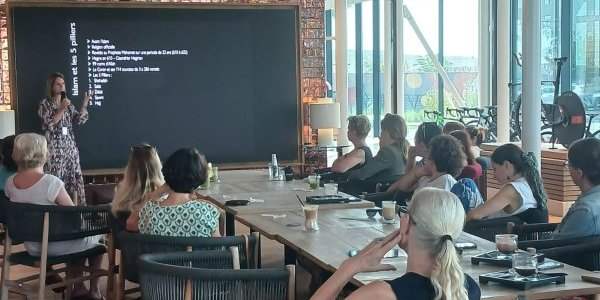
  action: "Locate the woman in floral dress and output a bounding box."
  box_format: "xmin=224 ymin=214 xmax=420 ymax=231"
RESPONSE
xmin=38 ymin=72 xmax=91 ymax=205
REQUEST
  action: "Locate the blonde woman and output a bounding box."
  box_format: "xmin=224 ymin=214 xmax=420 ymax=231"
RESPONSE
xmin=311 ymin=188 xmax=480 ymax=300
xmin=331 ymin=115 xmax=373 ymax=173
xmin=111 ymin=144 xmax=164 ymax=216
xmin=4 ymin=133 xmax=103 ymax=299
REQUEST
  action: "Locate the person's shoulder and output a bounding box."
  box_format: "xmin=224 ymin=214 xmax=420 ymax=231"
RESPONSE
xmin=464 ymin=274 xmax=482 ymax=300
xmin=348 ymin=281 xmax=396 ymax=300
xmin=42 ymin=174 xmax=64 ymax=186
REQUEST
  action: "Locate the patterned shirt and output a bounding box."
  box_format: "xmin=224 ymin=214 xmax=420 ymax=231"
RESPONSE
xmin=138 ymin=199 xmax=220 ymax=237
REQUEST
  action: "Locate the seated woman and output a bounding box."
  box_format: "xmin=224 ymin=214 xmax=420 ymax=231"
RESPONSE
xmin=330 ymin=115 xmax=373 ymax=174
xmin=443 ymin=121 xmax=466 ymax=134
xmin=4 ymin=133 xmax=103 ymax=299
xmin=311 ymin=188 xmax=481 ymax=300
xmin=344 ymin=114 xmax=409 ymax=194
xmin=388 ymin=135 xmax=465 ymax=193
xmin=0 ymin=135 xmax=16 ymax=192
xmin=467 ymin=144 xmax=548 ymax=223
xmin=406 ymin=122 xmax=442 ymax=173
xmin=449 ymin=130 xmax=482 ymax=181
xmin=130 ymin=148 xmax=221 ymax=237
xmin=553 ymin=138 xmax=600 ymax=239
xmin=111 ymin=143 xmax=164 ymax=232
xmin=466 ymin=126 xmax=485 ymax=158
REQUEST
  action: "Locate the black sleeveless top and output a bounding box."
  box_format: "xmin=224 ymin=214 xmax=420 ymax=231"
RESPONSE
xmin=387 ymin=272 xmax=481 ymax=300
xmin=347 ymin=145 xmax=373 ymax=172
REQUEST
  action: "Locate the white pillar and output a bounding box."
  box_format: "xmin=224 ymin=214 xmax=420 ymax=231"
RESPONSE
xmin=335 ymin=0 xmax=349 ymax=145
xmin=496 ymin=0 xmax=511 ymax=143
xmin=478 ymin=0 xmax=491 ymax=108
xmin=522 ymin=0 xmax=542 ymax=165
xmin=383 ymin=0 xmax=393 ymax=114
xmin=395 ymin=0 xmax=405 ymax=115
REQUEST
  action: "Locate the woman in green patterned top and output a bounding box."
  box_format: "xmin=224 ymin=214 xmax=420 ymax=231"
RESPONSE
xmin=130 ymin=148 xmax=221 ymax=237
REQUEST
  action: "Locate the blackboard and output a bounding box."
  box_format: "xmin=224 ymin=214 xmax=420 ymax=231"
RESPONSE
xmin=11 ymin=4 xmax=300 ymax=169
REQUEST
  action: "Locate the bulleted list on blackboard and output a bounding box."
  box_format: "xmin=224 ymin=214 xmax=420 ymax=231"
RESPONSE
xmin=68 ymin=22 xmax=190 ymax=107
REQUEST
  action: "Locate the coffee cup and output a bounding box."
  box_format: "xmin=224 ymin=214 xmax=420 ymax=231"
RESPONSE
xmin=303 ymin=205 xmax=319 ymax=231
xmin=382 ymin=201 xmax=397 ymax=224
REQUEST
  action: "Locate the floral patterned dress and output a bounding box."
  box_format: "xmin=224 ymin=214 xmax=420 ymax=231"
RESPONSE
xmin=38 ymin=98 xmax=88 ymax=205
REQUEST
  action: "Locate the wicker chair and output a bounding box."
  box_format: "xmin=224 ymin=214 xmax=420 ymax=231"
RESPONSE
xmin=139 ymin=251 xmax=295 ymax=300
xmin=0 ymin=202 xmax=112 ymax=300
xmin=116 ymin=231 xmax=259 ymax=300
xmin=506 ymin=222 xmax=559 ymax=241
xmin=518 ymin=236 xmax=600 ymax=271
xmin=463 ymin=216 xmax=523 ymax=242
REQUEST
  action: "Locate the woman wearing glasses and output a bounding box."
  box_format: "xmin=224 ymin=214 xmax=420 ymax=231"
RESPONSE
xmin=38 ymin=72 xmax=92 ymax=205
xmin=553 ymin=138 xmax=600 ymax=239
xmin=311 ymin=188 xmax=481 ymax=300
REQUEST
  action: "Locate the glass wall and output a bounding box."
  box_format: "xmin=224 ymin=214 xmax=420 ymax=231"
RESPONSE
xmin=510 ymin=0 xmax=600 ymax=135
xmin=403 ymin=0 xmax=439 ymax=128
xmin=325 ymin=0 xmax=390 ymax=137
xmin=572 ymin=0 xmax=600 ymax=120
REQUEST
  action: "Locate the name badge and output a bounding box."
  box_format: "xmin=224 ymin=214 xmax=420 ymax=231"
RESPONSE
xmin=62 ymin=127 xmax=68 ymax=135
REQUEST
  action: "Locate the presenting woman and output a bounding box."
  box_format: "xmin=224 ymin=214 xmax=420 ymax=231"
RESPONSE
xmin=38 ymin=72 xmax=91 ymax=205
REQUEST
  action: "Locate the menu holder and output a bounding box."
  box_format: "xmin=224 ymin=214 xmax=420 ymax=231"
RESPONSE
xmin=471 ymin=250 xmax=544 ymax=267
xmin=305 ymin=195 xmax=360 ymax=204
xmin=479 ymin=270 xmax=566 ymax=290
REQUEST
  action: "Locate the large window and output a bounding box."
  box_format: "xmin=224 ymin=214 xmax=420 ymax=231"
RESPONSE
xmin=510 ymin=0 xmax=600 ymax=135
xmin=325 ymin=0 xmax=391 ymax=137
xmin=572 ymin=0 xmax=600 ymax=117
xmin=403 ymin=0 xmax=480 ymax=139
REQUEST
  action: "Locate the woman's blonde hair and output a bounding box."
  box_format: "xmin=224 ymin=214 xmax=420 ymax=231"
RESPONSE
xmin=409 ymin=188 xmax=468 ymax=300
xmin=12 ymin=133 xmax=48 ymax=169
xmin=112 ymin=144 xmax=164 ymax=215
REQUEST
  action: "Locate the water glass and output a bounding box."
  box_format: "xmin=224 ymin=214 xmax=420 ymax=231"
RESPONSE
xmin=308 ymin=175 xmax=320 ymax=190
xmin=324 ymin=183 xmax=338 ymax=195
xmin=212 ymin=166 xmax=220 ymax=183
xmin=268 ymin=163 xmax=279 ymax=181
xmin=512 ymin=252 xmax=537 ymax=278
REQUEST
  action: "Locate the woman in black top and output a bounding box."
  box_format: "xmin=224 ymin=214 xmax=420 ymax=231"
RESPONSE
xmin=311 ymin=188 xmax=481 ymax=300
xmin=331 ymin=115 xmax=373 ymax=173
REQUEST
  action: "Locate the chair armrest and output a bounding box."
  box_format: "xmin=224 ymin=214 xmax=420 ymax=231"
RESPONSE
xmin=519 ymin=235 xmax=600 ymax=250
xmin=508 ymin=223 xmax=559 ymax=241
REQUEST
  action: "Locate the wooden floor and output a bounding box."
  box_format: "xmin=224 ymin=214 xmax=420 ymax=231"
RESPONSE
xmin=1 ymin=220 xmax=319 ymax=300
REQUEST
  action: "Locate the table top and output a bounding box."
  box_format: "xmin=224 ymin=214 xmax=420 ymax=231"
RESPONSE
xmin=236 ymin=208 xmax=600 ymax=300
xmin=198 ymin=170 xmax=374 ymax=215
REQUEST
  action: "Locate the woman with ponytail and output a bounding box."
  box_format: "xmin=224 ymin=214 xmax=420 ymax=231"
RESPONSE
xmin=467 ymin=143 xmax=548 ymax=223
xmin=311 ymin=188 xmax=480 ymax=300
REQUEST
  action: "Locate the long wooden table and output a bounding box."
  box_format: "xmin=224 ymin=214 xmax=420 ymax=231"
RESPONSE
xmin=199 ymin=170 xmax=374 ymax=235
xmin=236 ymin=208 xmax=600 ymax=300
xmin=200 ymin=170 xmax=600 ymax=299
